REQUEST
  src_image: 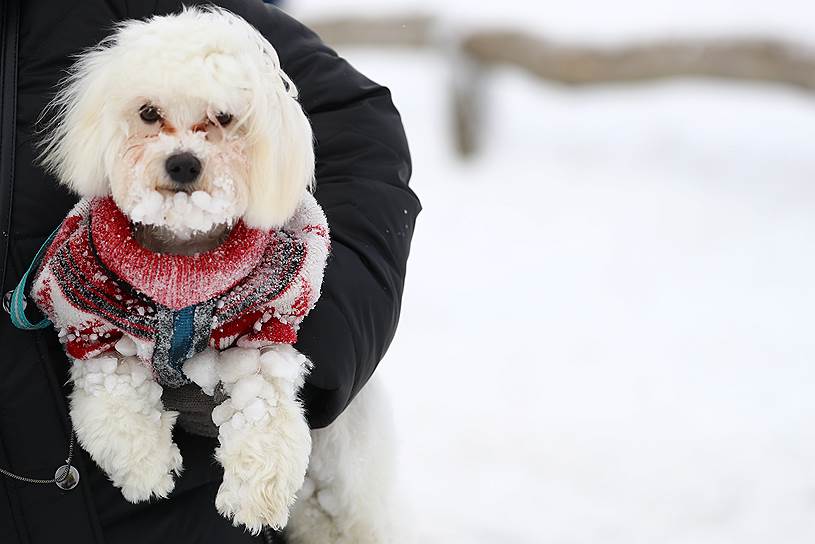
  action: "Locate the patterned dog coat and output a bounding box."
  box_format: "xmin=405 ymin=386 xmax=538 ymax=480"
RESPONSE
xmin=31 ymin=193 xmax=329 ymax=388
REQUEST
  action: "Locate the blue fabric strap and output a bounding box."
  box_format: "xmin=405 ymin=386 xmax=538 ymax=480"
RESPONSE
xmin=8 ymin=227 xmax=59 ymax=330
xmin=168 ymin=305 xmax=196 ymax=369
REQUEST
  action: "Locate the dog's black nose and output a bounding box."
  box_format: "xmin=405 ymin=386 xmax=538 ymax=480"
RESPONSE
xmin=165 ymin=152 xmax=202 ymax=184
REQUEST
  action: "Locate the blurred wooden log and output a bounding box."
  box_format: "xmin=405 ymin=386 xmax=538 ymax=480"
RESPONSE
xmin=450 ymin=50 xmax=485 ymax=157
xmin=454 ymin=33 xmax=815 ymax=156
xmin=303 ymin=15 xmax=815 ymax=157
xmin=307 ymin=14 xmax=436 ymax=48
xmin=462 ymin=32 xmax=815 ymax=90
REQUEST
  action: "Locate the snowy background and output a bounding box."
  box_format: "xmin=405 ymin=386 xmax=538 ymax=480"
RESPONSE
xmin=291 ymin=2 xmax=815 ymax=542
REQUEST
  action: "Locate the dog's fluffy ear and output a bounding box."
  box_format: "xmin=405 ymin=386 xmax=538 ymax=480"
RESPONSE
xmin=242 ymin=45 xmax=315 ymax=230
xmin=38 ymin=41 xmax=119 ymax=197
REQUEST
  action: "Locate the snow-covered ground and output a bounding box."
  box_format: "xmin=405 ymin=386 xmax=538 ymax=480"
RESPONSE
xmin=292 ymin=3 xmax=815 ymax=542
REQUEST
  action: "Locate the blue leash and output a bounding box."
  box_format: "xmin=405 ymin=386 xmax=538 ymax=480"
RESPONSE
xmin=6 ymin=227 xmax=60 ymax=330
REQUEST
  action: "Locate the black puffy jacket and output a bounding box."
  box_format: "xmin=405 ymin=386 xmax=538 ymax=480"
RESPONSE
xmin=0 ymin=1 xmax=419 ymax=542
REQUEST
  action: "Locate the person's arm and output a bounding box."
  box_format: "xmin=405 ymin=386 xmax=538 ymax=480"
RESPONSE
xmin=208 ymin=1 xmax=421 ymax=428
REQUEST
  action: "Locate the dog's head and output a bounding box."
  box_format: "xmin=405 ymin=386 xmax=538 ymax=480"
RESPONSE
xmin=39 ymin=7 xmax=314 ymax=238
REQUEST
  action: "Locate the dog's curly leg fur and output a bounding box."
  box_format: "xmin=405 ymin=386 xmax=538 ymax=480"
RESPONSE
xmin=286 ymin=376 xmax=401 ymax=544
xmin=188 ymin=346 xmax=311 ymax=534
xmin=69 ymin=353 xmax=182 ymax=502
xmin=183 ymin=347 xmax=402 ymax=541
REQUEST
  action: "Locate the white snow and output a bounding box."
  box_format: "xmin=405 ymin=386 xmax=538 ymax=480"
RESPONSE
xmin=290 ymin=2 xmax=815 ymax=541
xmin=217 ymin=347 xmax=260 ymax=384
xmin=229 ymin=374 xmax=269 ymax=410
xmin=129 ymin=178 xmax=238 ymax=238
xmin=182 ymin=349 xmax=220 ymax=396
xmin=211 ymin=401 xmax=236 ymax=426
xmin=128 ymin=134 xmax=241 ymax=238
xmin=259 ymin=345 xmax=308 ymax=383
xmin=114 ymin=335 xmax=138 ymax=357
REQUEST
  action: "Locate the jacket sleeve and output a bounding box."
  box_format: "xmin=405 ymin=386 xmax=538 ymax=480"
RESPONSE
xmin=213 ymin=1 xmax=421 ymax=428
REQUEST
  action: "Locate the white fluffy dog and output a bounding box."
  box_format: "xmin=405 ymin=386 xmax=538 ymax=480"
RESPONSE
xmin=32 ymin=7 xmax=397 ymax=542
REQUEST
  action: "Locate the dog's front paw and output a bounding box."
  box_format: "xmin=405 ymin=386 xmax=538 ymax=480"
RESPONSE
xmin=215 ymin=459 xmax=292 ymax=533
xmin=70 ymin=357 xmax=184 ymax=502
xmin=94 ymin=405 xmax=184 ymax=502
xmin=118 ymin=426 xmax=183 ymax=502
xmin=214 ymin=397 xmax=311 ymax=532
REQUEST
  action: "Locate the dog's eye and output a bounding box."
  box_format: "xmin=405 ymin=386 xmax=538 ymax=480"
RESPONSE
xmin=215 ymin=112 xmax=233 ymax=126
xmin=139 ymin=105 xmax=161 ymax=124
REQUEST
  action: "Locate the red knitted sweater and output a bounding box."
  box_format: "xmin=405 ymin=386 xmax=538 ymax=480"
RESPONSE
xmin=31 ymin=194 xmax=329 ymax=387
